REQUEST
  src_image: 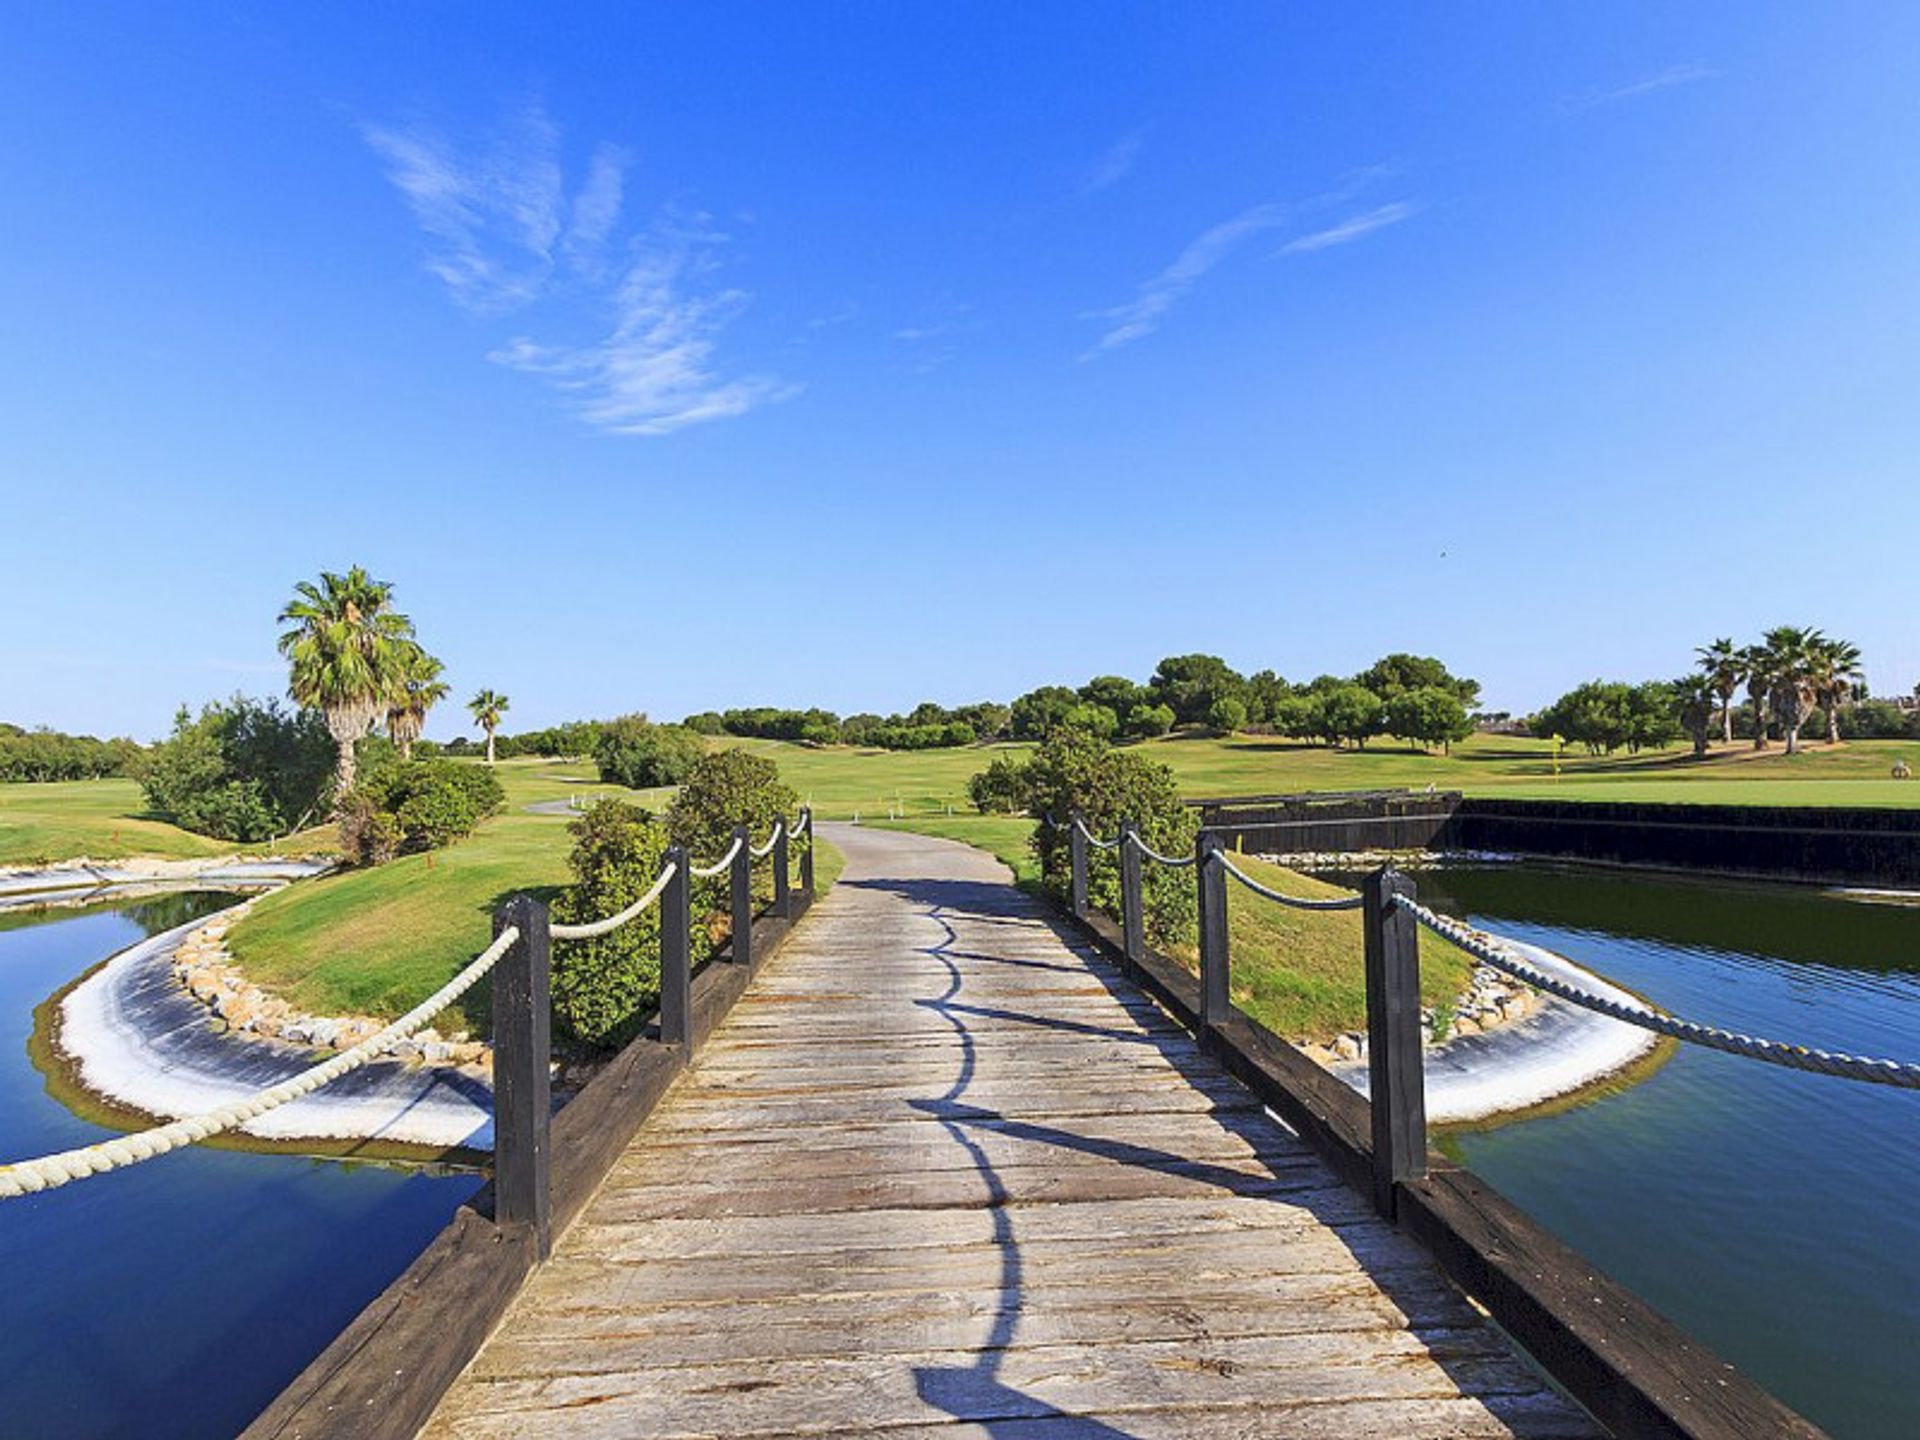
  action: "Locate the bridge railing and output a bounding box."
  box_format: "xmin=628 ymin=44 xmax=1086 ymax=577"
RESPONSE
xmin=0 ymin=806 xmax=816 ymax=1222
xmin=1055 ymin=812 xmax=1843 ymax=1439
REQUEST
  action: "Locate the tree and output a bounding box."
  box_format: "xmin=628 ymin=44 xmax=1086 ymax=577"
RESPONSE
xmin=278 ymin=566 xmax=416 ymax=803
xmin=141 ymin=697 xmax=334 ymax=841
xmin=1356 ymin=654 xmax=1481 ymax=710
xmin=1147 ymin=654 xmax=1247 ymax=728
xmin=1318 ymin=685 xmax=1384 ymax=748
xmin=595 ymin=715 xmax=705 ymax=788
xmin=1383 ymin=687 xmax=1473 ymax=753
xmin=386 ymin=644 xmax=449 ymax=761
xmin=1533 ymin=681 xmax=1634 ymax=754
xmin=1010 ymin=685 xmax=1079 ymax=740
xmin=1079 ymin=675 xmax=1147 ymax=718
xmin=1060 ymin=701 xmax=1120 ymax=741
xmin=1674 ymin=675 xmax=1718 ymax=756
xmin=1761 ymin=626 xmax=1822 ymax=755
xmin=1122 ymin=702 xmax=1176 ymax=739
xmin=1206 ymin=696 xmax=1248 ymax=734
xmin=1245 ymin=670 xmax=1291 ymax=726
xmin=1695 ymin=638 xmax=1744 ymax=746
xmin=1809 ymin=635 xmax=1864 ymax=745
xmin=468 ymin=688 xmax=510 ymax=764
xmin=1741 ymin=644 xmax=1774 ymax=750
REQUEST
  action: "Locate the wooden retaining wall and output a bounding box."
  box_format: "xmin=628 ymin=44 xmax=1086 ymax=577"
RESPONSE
xmin=1199 ymin=790 xmax=1920 ymax=886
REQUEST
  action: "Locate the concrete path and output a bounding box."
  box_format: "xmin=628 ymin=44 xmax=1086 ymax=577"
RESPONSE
xmin=420 ymin=825 xmax=1594 ymax=1439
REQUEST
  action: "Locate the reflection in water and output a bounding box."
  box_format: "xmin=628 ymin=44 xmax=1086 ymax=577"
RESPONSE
xmin=0 ymin=894 xmax=479 ymax=1439
xmin=1407 ymin=863 xmax=1920 ymax=1440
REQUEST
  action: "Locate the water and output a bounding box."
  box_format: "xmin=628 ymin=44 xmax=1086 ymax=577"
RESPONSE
xmin=1408 ymin=864 xmax=1920 ymax=1440
xmin=0 ymin=896 xmax=481 ymax=1439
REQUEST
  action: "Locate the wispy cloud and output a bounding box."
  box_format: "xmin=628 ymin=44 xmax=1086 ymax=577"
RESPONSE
xmin=1082 ymin=203 xmax=1290 ymax=356
xmin=1276 ymin=201 xmax=1417 ymax=256
xmin=366 ymin=105 xmax=792 ymax=436
xmin=1082 ymin=171 xmax=1413 ymax=356
xmin=1080 ymin=130 xmax=1144 ymax=196
xmin=1558 ymin=64 xmax=1719 ymax=116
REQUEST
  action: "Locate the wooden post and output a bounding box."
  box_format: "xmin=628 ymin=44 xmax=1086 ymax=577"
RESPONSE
xmin=1068 ymin=810 xmax=1089 ymax=919
xmin=729 ymin=823 xmax=753 ymax=967
xmin=660 ymin=846 xmax=692 ymax=1047
xmin=491 ymin=894 xmax=551 ymax=1259
xmin=773 ymin=813 xmax=792 ymax=918
xmin=1120 ymin=821 xmax=1145 ymax=968
xmin=1362 ymin=866 xmax=1426 ymax=1219
xmin=1196 ymin=833 xmax=1229 ymax=1034
xmin=799 ymin=809 xmax=815 ymax=899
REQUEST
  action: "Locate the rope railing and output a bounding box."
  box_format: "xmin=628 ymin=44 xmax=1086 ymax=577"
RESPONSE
xmin=549 ymin=861 xmax=678 ymax=941
xmin=689 ymin=835 xmax=745 ymax=879
xmin=1214 ymin=852 xmax=1364 ymax=910
xmin=0 ymin=925 xmax=520 ymax=1199
xmin=1133 ymin=837 xmax=1194 ymax=868
xmin=1391 ymin=893 xmax=1920 ymax=1091
xmin=1073 ymin=817 xmax=1123 ymax=851
xmin=749 ymin=820 xmax=784 ymax=860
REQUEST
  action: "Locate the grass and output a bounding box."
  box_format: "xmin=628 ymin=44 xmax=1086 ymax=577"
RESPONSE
xmin=0 ymin=777 xmax=337 ymax=867
xmin=874 ymin=811 xmax=1471 ymax=1043
xmin=738 ymin=731 xmax=1920 ymax=817
xmin=227 ymin=758 xmax=843 ymax=1022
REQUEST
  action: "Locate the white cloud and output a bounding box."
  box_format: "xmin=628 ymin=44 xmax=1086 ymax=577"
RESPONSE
xmin=367 ymin=106 xmax=790 ymax=435
xmin=1080 ymin=130 xmax=1144 ymax=196
xmin=1082 ymin=203 xmax=1290 ymax=355
xmin=1559 ymin=64 xmax=1719 ymax=115
xmin=1276 ymin=201 xmax=1417 ymax=255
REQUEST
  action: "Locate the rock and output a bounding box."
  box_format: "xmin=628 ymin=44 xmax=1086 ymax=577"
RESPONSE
xmin=1332 ymin=1034 xmax=1362 ymax=1062
xmin=1452 ymin=1015 xmax=1482 ymax=1037
xmin=307 ymin=1018 xmax=340 ymax=1048
xmin=422 ymin=1041 xmax=454 ymax=1063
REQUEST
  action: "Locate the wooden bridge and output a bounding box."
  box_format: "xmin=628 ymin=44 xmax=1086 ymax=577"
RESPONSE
xmin=248 ymin=822 xmax=1821 ymax=1440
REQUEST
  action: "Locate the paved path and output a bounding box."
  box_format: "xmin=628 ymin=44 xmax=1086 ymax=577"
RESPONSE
xmin=421 ymin=826 xmax=1596 ymax=1438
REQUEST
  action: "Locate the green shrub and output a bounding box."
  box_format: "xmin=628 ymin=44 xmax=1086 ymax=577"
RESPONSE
xmin=337 ymin=757 xmax=503 ymax=863
xmin=549 ymin=800 xmax=669 ymax=1048
xmin=140 ymin=697 xmax=334 ymax=842
xmin=1122 ymin=703 xmax=1176 ymax=740
xmin=1020 ymin=733 xmax=1197 ymax=948
xmin=667 ymin=749 xmax=799 ymax=930
xmin=595 ymin=714 xmax=707 ymax=789
xmin=968 ymin=754 xmax=1032 ymax=814
xmin=1206 ymin=696 xmax=1249 ymax=734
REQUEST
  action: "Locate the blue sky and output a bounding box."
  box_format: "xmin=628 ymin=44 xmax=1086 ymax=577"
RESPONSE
xmin=5 ymin=5 xmax=1920 ymax=740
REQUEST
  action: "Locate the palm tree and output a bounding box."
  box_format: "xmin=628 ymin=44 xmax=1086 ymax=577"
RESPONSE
xmin=387 ymin=645 xmax=449 ymax=761
xmin=1695 ymin=638 xmax=1744 ymax=746
xmin=1741 ymin=644 xmax=1774 ymax=750
xmin=468 ymin=689 xmax=509 ymax=764
xmin=1809 ymin=635 xmax=1864 ymax=745
xmin=1762 ymin=625 xmax=1823 ymax=755
xmin=278 ymin=567 xmax=415 ymax=803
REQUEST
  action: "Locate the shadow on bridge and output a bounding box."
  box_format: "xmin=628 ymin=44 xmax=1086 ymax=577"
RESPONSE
xmin=843 ymin=872 xmax=1502 ymax=1438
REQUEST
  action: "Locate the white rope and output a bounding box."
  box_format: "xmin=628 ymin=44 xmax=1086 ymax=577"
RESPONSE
xmin=0 ymin=926 xmax=520 ymax=1200
xmin=1133 ymin=837 xmax=1195 ymax=869
xmin=689 ymin=835 xmax=745 ymax=879
xmin=1215 ymin=853 xmax=1365 ymax=910
xmin=550 ymin=861 xmax=678 ymax=940
xmin=1073 ymin=817 xmax=1123 ymax=851
xmin=1392 ymin=894 xmax=1920 ymax=1090
xmin=748 ymin=820 xmax=784 ymax=860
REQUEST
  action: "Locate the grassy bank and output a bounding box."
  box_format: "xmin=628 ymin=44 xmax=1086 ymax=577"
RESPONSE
xmin=0 ymin=778 xmax=339 ymax=866
xmin=876 ymin=812 xmax=1470 ymax=1042
xmin=228 ymin=758 xmax=842 ymax=1021
xmin=741 ymin=732 xmax=1920 ymax=816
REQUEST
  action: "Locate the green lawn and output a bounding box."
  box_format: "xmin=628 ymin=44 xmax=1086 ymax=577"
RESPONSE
xmin=741 ymin=731 xmax=1920 ymax=816
xmin=0 ymin=777 xmax=337 ymax=867
xmin=227 ymin=758 xmax=843 ymax=1022
xmin=874 ymin=811 xmax=1470 ymax=1042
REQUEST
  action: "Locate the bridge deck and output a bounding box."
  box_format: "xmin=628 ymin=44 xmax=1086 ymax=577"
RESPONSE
xmin=421 ymin=826 xmax=1597 ymax=1439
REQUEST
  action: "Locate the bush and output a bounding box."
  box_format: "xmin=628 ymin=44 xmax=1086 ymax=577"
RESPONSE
xmin=595 ymin=715 xmax=707 ymax=789
xmin=1122 ymin=703 xmax=1176 ymax=740
xmin=1020 ymin=733 xmax=1197 ymax=949
xmin=683 ymin=711 xmax=727 ymax=736
xmin=968 ymin=754 xmax=1032 ymax=814
xmin=549 ymin=801 xmax=670 ymax=1048
xmin=667 ymin=749 xmax=800 ymax=937
xmin=140 ymin=697 xmax=334 ymax=842
xmin=1206 ymin=696 xmax=1249 ymax=734
xmin=337 ymin=758 xmax=503 ymax=864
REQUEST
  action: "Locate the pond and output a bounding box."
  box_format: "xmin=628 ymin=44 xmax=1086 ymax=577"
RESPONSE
xmin=0 ymin=895 xmax=481 ymax=1439
xmin=1403 ymin=863 xmax=1920 ymax=1440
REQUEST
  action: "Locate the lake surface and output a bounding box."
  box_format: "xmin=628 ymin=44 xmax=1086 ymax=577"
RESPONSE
xmin=0 ymin=896 xmax=481 ymax=1439
xmin=1409 ymin=863 xmax=1920 ymax=1440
